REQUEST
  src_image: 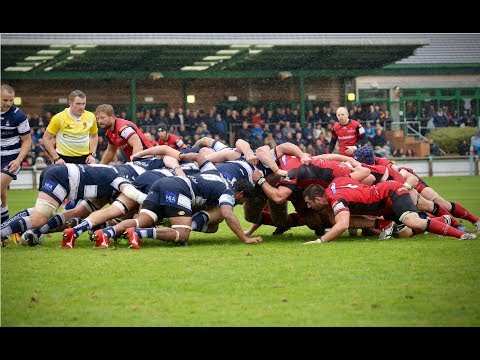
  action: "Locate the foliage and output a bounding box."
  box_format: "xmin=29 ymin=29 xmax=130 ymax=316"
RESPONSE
xmin=428 ymin=127 xmax=477 ymax=154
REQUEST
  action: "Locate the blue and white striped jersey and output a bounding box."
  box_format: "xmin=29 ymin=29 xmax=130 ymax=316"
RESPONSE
xmin=1 ymin=105 xmax=30 ymax=158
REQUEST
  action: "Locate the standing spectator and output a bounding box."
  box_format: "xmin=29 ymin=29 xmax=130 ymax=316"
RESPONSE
xmin=95 ymin=104 xmax=153 ymax=164
xmin=281 ymin=120 xmax=296 ymax=138
xmin=175 ymin=107 xmax=185 ymax=126
xmin=236 ymin=121 xmax=252 ymax=143
xmin=213 ymin=113 xmax=228 ymax=141
xmin=157 ymin=108 xmax=168 ymax=125
xmin=43 ymin=90 xmax=98 ymax=164
xmin=328 ymin=106 xmax=367 ymax=156
xmin=364 ymin=121 xmax=376 ymax=145
xmin=432 ymin=108 xmax=448 ymax=128
xmin=156 ymin=123 xmax=187 ymax=150
xmin=1 ymin=84 xmax=33 ymax=223
xmin=293 ymin=132 xmax=306 ymax=148
xmin=365 ymin=105 xmax=380 ymax=124
xmin=166 ymin=111 xmax=176 ymax=128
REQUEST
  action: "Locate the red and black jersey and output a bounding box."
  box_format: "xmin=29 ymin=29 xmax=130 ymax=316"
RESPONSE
xmin=374 ymin=156 xmax=393 ymax=166
xmin=360 ymin=162 xmax=404 ymax=184
xmin=386 ymin=163 xmax=406 ymax=183
xmin=326 ymin=177 xmax=410 ymax=218
xmin=329 ymin=119 xmax=366 ymax=155
xmin=278 ymin=158 xmax=352 ymax=192
xmin=106 ymin=118 xmax=153 ymax=159
xmin=360 ymin=163 xmax=388 ymax=184
xmin=157 ymin=133 xmax=185 ymax=150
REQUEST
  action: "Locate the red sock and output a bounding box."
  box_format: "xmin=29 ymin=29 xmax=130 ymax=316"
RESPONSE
xmin=427 ymin=219 xmax=464 ymax=239
xmin=430 ymin=204 xmax=461 ymax=226
xmin=430 ymin=215 xmax=461 ymax=228
xmin=450 ymin=202 xmax=479 ymax=223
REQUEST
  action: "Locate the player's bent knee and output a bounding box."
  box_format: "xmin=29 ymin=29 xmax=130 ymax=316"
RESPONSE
xmin=122 ymin=184 xmax=147 ymax=204
xmin=139 ymin=209 xmax=158 ymax=223
xmin=206 ymin=223 xmax=220 ymax=233
xmin=112 ymin=199 xmax=129 ymax=215
xmin=34 ymin=198 xmax=57 ymax=218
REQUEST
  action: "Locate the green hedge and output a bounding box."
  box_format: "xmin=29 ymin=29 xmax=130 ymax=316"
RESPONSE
xmin=428 ymin=127 xmax=477 ymax=154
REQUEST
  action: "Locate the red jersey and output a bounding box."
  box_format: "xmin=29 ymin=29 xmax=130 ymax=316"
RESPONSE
xmin=386 ymin=163 xmax=406 ymax=183
xmin=157 ymin=133 xmax=185 ymax=150
xmin=360 ymin=163 xmax=388 ymax=184
xmin=106 ymin=118 xmax=153 ymax=159
xmin=326 ymin=177 xmax=410 ymax=218
xmin=278 ymin=157 xmax=352 ymax=192
xmin=394 ymin=165 xmax=429 ymax=193
xmin=374 ymin=157 xmax=393 ymax=166
xmin=330 ymin=119 xmax=365 ymax=155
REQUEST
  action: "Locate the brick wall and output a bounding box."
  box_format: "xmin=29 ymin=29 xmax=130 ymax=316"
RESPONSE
xmin=7 ymin=77 xmax=344 ymax=115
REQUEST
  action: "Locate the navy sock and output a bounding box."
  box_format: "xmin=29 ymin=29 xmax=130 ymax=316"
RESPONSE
xmin=73 ymin=219 xmax=92 ymax=238
xmin=1 ymin=208 xmax=33 ymax=227
xmin=103 ymin=226 xmax=116 ymax=239
xmin=1 ymin=205 xmax=8 ymax=224
xmin=1 ymin=217 xmax=32 ymax=238
xmin=136 ymin=228 xmax=155 ymax=239
xmin=191 ymin=211 xmax=209 ymax=232
xmin=35 ymin=214 xmax=66 ymax=236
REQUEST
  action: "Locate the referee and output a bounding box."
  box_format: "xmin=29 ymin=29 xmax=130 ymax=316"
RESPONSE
xmin=43 ymin=90 xmax=98 ymax=164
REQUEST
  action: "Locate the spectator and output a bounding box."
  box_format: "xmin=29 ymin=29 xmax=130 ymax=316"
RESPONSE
xmin=371 ymin=129 xmax=391 ymax=157
xmin=235 ymin=120 xmax=249 ymax=141
xmin=429 ymin=139 xmax=442 ymax=156
xmin=405 ymin=148 xmax=415 ymax=157
xmin=458 ymin=139 xmax=470 ymax=155
xmin=213 ymin=114 xmax=228 ymax=141
xmin=432 ymin=108 xmax=448 ymax=128
xmin=364 ymin=121 xmax=376 ymax=144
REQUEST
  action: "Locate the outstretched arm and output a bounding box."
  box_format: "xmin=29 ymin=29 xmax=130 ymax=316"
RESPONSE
xmin=304 ymin=210 xmax=350 ymax=244
xmin=235 ymin=139 xmax=258 ymax=166
xmin=192 ymin=137 xmax=215 ymax=148
xmin=252 ymin=170 xmax=292 ymax=204
xmin=178 ymin=152 xmax=208 ymax=168
xmin=275 ymin=142 xmax=311 ymax=165
xmin=205 ymin=148 xmax=242 ymax=163
xmin=131 ymin=145 xmax=180 ymax=160
xmin=100 ymin=143 xmax=117 ymax=164
xmin=318 ymin=153 xmax=361 ymax=168
xmin=220 ymin=204 xmax=262 ymax=244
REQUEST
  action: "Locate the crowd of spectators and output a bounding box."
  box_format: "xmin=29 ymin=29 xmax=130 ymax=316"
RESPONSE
xmin=20 ymin=102 xmax=479 ymax=167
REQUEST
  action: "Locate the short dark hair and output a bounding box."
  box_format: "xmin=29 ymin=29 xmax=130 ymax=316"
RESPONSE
xmin=69 ymin=90 xmax=86 ymax=101
xmin=303 ymin=183 xmax=326 ymax=201
xmin=233 ymin=179 xmax=255 ymax=199
xmin=157 ymin=123 xmax=167 ymax=132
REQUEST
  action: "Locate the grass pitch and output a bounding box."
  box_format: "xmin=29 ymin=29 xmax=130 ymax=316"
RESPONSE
xmin=1 ymin=176 xmax=480 ymax=326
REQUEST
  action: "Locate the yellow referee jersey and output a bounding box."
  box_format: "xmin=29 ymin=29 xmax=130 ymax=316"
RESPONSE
xmin=46 ymin=108 xmax=98 ymax=156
